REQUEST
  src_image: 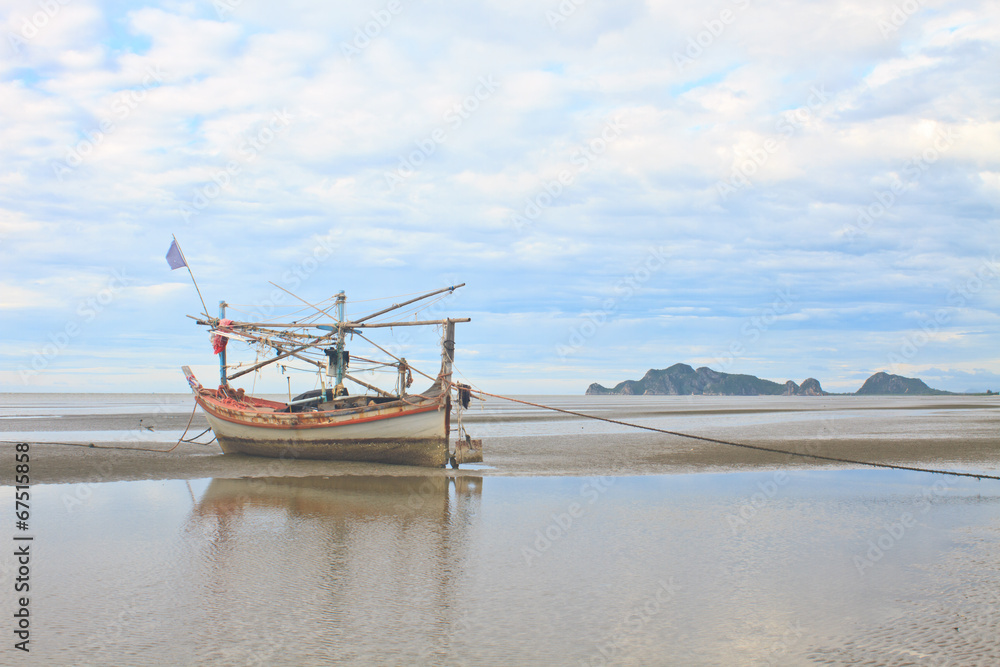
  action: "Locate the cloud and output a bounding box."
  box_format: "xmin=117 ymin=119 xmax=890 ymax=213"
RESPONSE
xmin=1 ymin=0 xmax=997 ymax=393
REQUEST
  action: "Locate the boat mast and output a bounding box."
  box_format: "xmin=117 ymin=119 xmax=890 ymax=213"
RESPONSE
xmin=334 ymin=291 xmax=346 ymax=395
xmin=442 ymin=319 xmax=455 ymax=382
xmin=219 ymin=300 xmax=228 ymax=387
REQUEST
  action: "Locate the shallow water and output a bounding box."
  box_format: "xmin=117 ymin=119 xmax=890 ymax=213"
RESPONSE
xmin=2 ymin=394 xmax=998 ymax=664
xmin=0 ymin=393 xmax=196 ymax=417
xmin=0 ymin=429 xmax=191 ymax=444
xmin=3 ymin=469 xmax=999 ymax=665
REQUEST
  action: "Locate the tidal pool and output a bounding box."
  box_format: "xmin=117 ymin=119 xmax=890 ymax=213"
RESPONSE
xmin=3 ymin=469 xmax=999 ymax=665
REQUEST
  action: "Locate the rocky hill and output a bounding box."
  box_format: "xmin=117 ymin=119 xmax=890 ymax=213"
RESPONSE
xmin=855 ymin=371 xmax=948 ymax=395
xmin=585 ymin=363 xmax=827 ymax=396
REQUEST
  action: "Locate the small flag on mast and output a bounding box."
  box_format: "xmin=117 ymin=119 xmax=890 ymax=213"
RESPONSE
xmin=166 ymin=238 xmax=187 ymax=270
xmin=165 ymin=236 xmax=210 ymax=317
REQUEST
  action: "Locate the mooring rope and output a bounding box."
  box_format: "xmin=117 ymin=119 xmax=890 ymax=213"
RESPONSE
xmin=4 ymin=385 xmax=994 ymax=481
xmin=1 ymin=401 xmax=215 ymax=453
xmin=469 ymin=389 xmax=1000 ymax=482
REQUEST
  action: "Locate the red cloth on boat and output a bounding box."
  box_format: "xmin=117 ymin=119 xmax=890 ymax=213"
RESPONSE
xmin=211 ymin=319 xmax=234 ymax=355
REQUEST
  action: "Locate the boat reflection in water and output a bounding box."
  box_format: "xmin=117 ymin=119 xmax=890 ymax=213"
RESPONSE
xmin=186 ymin=474 xmax=484 ymax=664
xmin=193 ymin=474 xmax=483 ymax=521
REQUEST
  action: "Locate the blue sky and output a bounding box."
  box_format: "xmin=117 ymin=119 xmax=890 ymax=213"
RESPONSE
xmin=1 ymin=0 xmax=998 ymax=395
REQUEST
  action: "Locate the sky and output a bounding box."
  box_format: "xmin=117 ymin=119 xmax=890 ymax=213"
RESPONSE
xmin=1 ymin=0 xmax=998 ymax=395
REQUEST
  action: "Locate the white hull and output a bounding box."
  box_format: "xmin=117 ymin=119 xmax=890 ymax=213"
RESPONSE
xmin=198 ymin=398 xmax=450 ymax=467
xmin=181 ymin=312 xmax=473 ymax=468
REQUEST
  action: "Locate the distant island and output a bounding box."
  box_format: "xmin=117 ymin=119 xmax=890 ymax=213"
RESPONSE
xmin=585 ymin=364 xmax=950 ymax=396
xmin=585 ymin=363 xmax=827 ymax=396
xmin=854 ymin=371 xmax=949 ymax=395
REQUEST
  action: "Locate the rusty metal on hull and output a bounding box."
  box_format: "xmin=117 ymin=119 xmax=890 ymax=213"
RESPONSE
xmin=195 ymin=392 xmax=443 ymax=431
xmin=193 ymin=382 xmax=450 ymax=466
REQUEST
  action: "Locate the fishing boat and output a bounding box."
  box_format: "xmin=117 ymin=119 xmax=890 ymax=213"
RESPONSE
xmin=180 ymin=284 xmax=483 ymax=468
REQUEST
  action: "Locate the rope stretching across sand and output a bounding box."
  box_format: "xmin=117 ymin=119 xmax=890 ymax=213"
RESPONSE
xmin=470 ymin=389 xmax=1000 ymax=482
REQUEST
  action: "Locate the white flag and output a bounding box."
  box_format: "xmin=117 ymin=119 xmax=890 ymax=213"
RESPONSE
xmin=166 ymin=239 xmax=187 ymax=270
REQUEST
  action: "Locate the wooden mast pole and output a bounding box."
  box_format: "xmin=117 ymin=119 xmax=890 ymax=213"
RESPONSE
xmin=334 ymin=291 xmax=346 ymax=394
xmin=219 ymin=300 xmax=227 ymax=386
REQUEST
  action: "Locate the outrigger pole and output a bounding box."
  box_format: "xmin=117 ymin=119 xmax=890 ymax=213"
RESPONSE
xmin=264 ymin=282 xmax=467 ymax=328
xmin=352 ymin=283 xmax=465 ymax=324
xmin=194 ymin=283 xmax=470 ymax=391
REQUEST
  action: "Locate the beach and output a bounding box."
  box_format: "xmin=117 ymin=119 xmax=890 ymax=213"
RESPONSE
xmin=5 ymin=394 xmax=998 ymax=483
xmin=2 ymin=393 xmax=999 ymax=666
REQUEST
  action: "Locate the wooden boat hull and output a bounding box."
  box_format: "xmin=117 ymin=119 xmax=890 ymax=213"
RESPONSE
xmin=199 ymin=401 xmax=448 ymax=467
xmin=185 ymin=367 xmax=451 ymax=467
xmin=214 ymin=432 xmax=448 ymax=467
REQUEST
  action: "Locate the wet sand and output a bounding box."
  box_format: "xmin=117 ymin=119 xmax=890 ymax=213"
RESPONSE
xmin=5 ymin=395 xmax=997 ymax=484
xmin=4 ymin=395 xmax=999 ymax=666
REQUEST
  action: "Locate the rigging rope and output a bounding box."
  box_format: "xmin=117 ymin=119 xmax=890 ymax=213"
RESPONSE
xmin=468 ymin=389 xmax=1000 ymax=482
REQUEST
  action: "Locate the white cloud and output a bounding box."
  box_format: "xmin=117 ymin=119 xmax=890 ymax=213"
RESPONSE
xmin=0 ymin=0 xmax=997 ymax=393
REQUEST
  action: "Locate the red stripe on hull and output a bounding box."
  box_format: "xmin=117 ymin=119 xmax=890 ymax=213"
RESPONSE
xmin=196 ymin=394 xmax=441 ymax=431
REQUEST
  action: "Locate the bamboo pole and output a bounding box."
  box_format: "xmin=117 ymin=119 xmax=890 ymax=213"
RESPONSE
xmin=268 ymin=281 xmax=339 ymax=321
xmin=224 ymin=329 xmax=327 ymax=377
xmin=352 ymin=283 xmax=465 ymax=324
xmin=342 ymin=318 xmax=471 ymax=329
xmin=344 ymin=374 xmax=397 ymax=399
xmin=226 ymin=334 xmax=331 ymax=381
xmin=213 ymin=318 xmax=471 ymax=329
